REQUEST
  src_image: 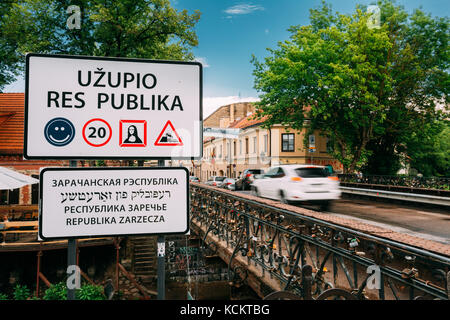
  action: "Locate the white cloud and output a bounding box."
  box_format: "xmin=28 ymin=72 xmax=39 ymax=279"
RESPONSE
xmin=194 ymin=57 xmax=210 ymax=68
xmin=203 ymin=96 xmax=260 ymax=118
xmin=224 ymin=4 xmax=264 ymax=15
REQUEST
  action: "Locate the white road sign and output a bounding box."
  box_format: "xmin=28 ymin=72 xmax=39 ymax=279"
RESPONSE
xmin=39 ymin=167 xmax=189 ymax=240
xmin=203 ymin=127 xmax=241 ymax=139
xmin=25 ymin=53 xmax=202 ymax=159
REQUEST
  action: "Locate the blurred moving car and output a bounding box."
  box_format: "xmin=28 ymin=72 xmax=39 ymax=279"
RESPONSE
xmin=205 ymin=176 xmax=226 ymax=187
xmin=250 ymin=165 xmax=340 ymax=211
xmin=189 ymin=176 xmax=200 ymax=183
xmin=218 ymin=178 xmax=236 ymax=190
xmin=235 ymin=169 xmax=265 ymax=190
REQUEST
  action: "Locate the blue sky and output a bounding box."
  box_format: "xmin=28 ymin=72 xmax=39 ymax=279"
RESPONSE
xmin=4 ymin=0 xmax=449 ymax=117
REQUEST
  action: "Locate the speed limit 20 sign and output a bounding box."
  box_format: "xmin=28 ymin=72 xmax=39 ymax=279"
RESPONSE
xmin=83 ymin=118 xmax=113 ymax=147
xmin=24 ymin=53 xmax=203 ymax=159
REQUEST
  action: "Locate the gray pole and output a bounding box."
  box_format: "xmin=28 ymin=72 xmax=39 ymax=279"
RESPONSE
xmin=67 ymin=160 xmax=77 ymax=300
xmin=157 ymin=159 xmax=165 ymax=300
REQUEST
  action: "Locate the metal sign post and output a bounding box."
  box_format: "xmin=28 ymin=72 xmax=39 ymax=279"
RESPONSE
xmin=157 ymin=159 xmax=165 ymax=300
xmin=67 ymin=160 xmax=77 ymax=300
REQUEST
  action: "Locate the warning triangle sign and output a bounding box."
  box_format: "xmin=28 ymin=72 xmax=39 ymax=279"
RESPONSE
xmin=154 ymin=120 xmax=183 ymax=146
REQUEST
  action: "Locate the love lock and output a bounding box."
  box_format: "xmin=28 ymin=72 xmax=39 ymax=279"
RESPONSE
xmin=348 ymin=238 xmax=359 ymax=248
xmin=401 ymin=268 xmax=419 ymax=279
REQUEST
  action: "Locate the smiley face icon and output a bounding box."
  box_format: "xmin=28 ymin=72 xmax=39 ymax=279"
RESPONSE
xmin=44 ymin=117 xmax=76 ymax=147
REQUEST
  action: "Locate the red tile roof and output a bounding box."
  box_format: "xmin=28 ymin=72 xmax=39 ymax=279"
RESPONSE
xmin=0 ymin=93 xmax=25 ymax=155
xmin=229 ymin=114 xmax=268 ymax=130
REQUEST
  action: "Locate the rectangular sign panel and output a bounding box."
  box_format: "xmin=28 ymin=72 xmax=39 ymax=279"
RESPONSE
xmin=39 ymin=167 xmax=189 ymax=240
xmin=203 ymin=127 xmax=241 ymax=139
xmin=25 ymin=53 xmax=202 ymax=159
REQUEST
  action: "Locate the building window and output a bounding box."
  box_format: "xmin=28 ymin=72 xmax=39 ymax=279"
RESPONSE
xmin=282 ymin=133 xmax=295 ymax=152
xmin=239 ymin=140 xmax=242 ymax=155
xmin=253 ymin=136 xmax=257 ymax=153
xmin=233 ymin=141 xmax=237 ymax=157
xmin=245 ymin=138 xmax=249 ymax=154
xmin=219 ymin=145 xmax=222 ymax=159
xmin=0 ymin=188 xmax=20 ymax=205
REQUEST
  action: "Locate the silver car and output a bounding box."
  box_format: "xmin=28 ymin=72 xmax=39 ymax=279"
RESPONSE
xmin=218 ymin=178 xmax=236 ymax=190
xmin=205 ymin=176 xmax=226 ymax=187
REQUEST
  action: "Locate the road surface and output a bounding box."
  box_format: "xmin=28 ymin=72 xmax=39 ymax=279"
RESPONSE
xmin=236 ymin=190 xmax=450 ymax=245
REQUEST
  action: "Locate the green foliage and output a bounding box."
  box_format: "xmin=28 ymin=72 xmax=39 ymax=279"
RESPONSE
xmin=406 ymin=121 xmax=450 ymax=177
xmin=95 ymin=160 xmax=106 ymax=167
xmin=0 ymin=0 xmax=201 ymax=90
xmin=76 ymin=284 xmax=106 ymax=300
xmin=0 ymin=292 xmax=9 ymax=300
xmin=13 ymin=284 xmax=31 ymax=300
xmin=42 ymin=281 xmax=106 ymax=300
xmin=252 ymin=0 xmax=449 ymax=173
xmin=43 ymin=282 xmax=67 ymax=300
xmin=0 ymin=1 xmax=22 ymax=91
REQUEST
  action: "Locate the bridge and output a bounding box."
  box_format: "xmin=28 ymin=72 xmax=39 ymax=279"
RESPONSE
xmin=189 ymin=182 xmax=450 ymax=300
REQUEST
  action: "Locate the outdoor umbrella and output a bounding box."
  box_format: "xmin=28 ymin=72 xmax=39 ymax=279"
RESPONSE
xmin=0 ymin=166 xmax=39 ymax=190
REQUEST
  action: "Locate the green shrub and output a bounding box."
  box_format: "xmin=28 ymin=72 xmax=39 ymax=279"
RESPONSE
xmin=0 ymin=292 xmax=9 ymax=300
xmin=43 ymin=282 xmax=67 ymax=300
xmin=42 ymin=282 xmax=106 ymax=300
xmin=13 ymin=284 xmax=31 ymax=300
xmin=76 ymin=284 xmax=106 ymax=300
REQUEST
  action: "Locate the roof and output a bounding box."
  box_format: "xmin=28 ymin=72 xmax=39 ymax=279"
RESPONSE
xmin=0 ymin=93 xmax=25 ymax=155
xmin=229 ymin=114 xmax=268 ymax=130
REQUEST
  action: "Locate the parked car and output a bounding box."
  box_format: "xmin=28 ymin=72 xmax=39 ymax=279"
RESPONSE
xmin=218 ymin=178 xmax=236 ymax=190
xmin=205 ymin=176 xmax=226 ymax=187
xmin=235 ymin=169 xmax=265 ymax=190
xmin=189 ymin=176 xmax=200 ymax=183
xmin=250 ymin=165 xmax=341 ymax=211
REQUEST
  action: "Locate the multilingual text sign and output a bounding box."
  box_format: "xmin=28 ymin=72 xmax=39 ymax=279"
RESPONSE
xmin=39 ymin=167 xmax=189 ymax=240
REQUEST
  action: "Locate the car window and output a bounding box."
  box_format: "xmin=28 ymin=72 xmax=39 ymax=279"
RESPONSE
xmin=295 ymin=167 xmax=328 ymax=178
xmin=215 ymin=177 xmax=226 ymax=181
xmin=248 ymin=169 xmax=263 ymax=174
xmin=273 ymin=167 xmax=286 ymax=178
xmin=265 ymin=167 xmax=279 ymax=177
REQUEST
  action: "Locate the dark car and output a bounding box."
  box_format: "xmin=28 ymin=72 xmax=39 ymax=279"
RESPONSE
xmin=189 ymin=176 xmax=200 ymax=183
xmin=235 ymin=169 xmax=265 ymax=190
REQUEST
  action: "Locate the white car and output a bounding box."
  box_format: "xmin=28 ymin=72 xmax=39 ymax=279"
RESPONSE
xmin=251 ymin=165 xmax=341 ymax=210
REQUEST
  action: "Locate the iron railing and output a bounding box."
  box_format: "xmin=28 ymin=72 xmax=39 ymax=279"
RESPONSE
xmin=338 ymin=174 xmax=450 ymax=191
xmin=190 ymin=184 xmax=450 ymax=300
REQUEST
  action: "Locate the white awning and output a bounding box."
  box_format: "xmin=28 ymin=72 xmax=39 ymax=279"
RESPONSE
xmin=0 ymin=167 xmax=39 ymax=190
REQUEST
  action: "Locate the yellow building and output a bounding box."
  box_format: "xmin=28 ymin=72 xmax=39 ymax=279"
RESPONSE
xmin=184 ymin=102 xmax=343 ymax=181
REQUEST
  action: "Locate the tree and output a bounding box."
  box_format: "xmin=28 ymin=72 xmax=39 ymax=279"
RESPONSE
xmin=0 ymin=0 xmax=201 ymax=91
xmin=0 ymin=1 xmax=21 ymax=91
xmin=251 ymin=0 xmax=449 ymax=174
xmin=405 ymin=120 xmax=449 ymax=177
xmin=361 ymin=1 xmax=449 ymax=175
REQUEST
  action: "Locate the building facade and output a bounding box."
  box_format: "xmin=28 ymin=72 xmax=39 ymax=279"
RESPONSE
xmin=183 ymin=102 xmax=343 ymax=181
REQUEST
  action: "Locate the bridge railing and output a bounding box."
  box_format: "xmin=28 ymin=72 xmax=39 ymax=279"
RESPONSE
xmin=190 ymin=183 xmax=450 ymax=300
xmin=338 ymin=174 xmax=450 ymax=191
